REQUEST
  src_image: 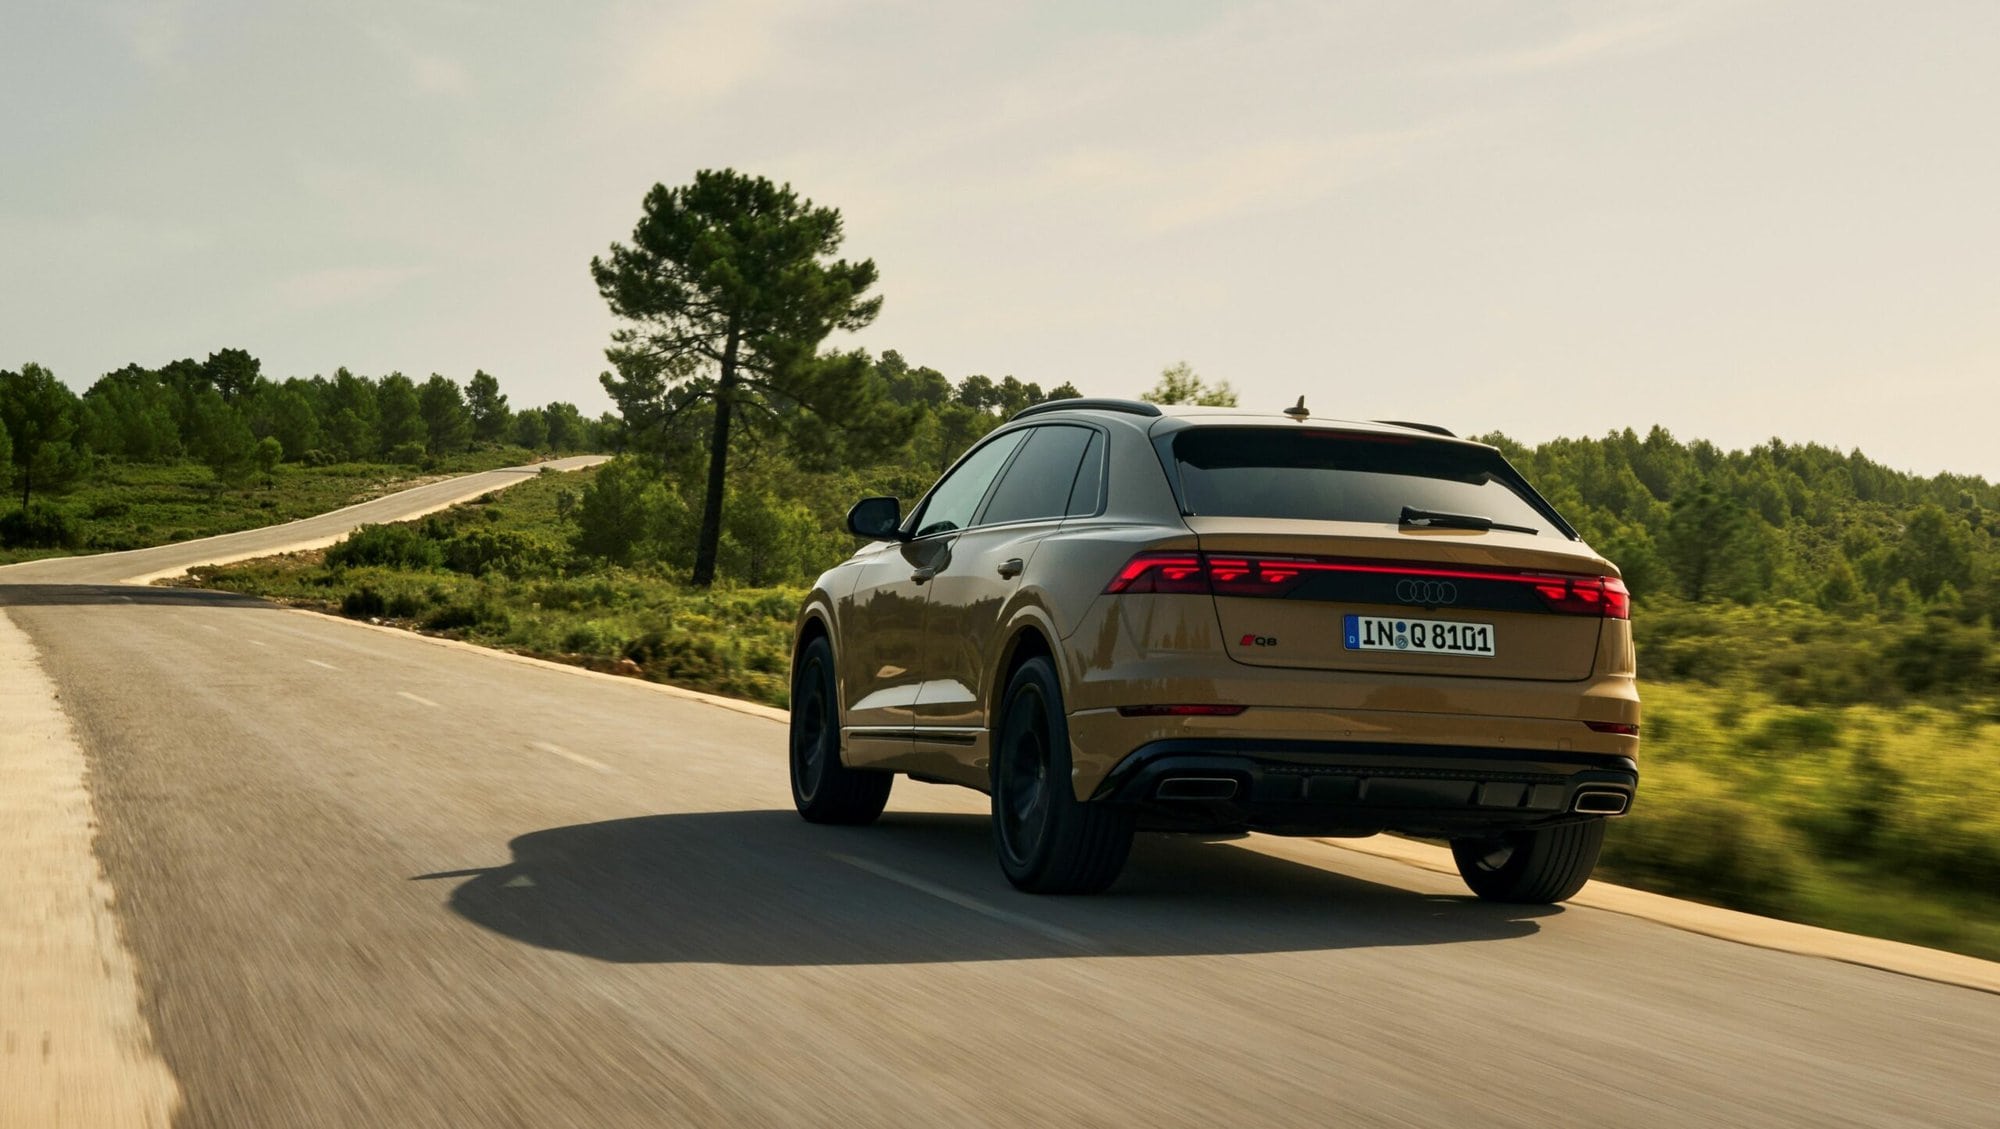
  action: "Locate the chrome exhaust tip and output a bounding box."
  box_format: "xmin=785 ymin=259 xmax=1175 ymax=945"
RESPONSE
xmin=1573 ymin=789 xmax=1630 ymax=816
xmin=1155 ymin=777 xmax=1239 ymax=801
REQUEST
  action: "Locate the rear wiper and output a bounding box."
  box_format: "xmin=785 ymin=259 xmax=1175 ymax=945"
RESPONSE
xmin=1399 ymin=506 xmax=1539 ymax=535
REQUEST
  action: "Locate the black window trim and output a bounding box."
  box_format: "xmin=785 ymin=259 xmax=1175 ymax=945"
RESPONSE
xmin=902 ymin=426 xmax=1033 ymax=541
xmin=968 ymin=422 xmax=1106 ymax=531
xmin=1061 ymin=424 xmax=1110 ymax=522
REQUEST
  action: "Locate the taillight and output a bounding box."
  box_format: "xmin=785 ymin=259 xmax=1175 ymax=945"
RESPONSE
xmin=1530 ymin=575 xmax=1630 ymax=619
xmin=1105 ymin=551 xmax=1630 ymax=619
xmin=1584 ymin=720 xmax=1640 ymax=735
xmin=1104 ymin=553 xmax=1209 ymax=594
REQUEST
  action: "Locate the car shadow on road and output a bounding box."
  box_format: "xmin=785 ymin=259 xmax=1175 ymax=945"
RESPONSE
xmin=420 ymin=809 xmax=1559 ymax=965
xmin=0 ymin=582 xmax=275 ymax=608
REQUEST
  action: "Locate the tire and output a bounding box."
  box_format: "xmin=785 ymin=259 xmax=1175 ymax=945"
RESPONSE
xmin=1450 ymin=820 xmax=1606 ymax=904
xmin=991 ymin=656 xmax=1135 ymax=894
xmin=790 ymin=636 xmax=892 ymax=825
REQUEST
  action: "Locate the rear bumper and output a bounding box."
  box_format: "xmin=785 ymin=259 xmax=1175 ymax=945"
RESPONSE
xmin=1091 ymin=738 xmax=1637 ymax=838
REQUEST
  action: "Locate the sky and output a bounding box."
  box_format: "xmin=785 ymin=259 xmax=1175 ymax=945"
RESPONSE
xmin=4 ymin=0 xmax=1998 ymax=479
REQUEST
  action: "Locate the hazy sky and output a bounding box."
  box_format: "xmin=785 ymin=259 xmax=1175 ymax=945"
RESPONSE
xmin=5 ymin=1 xmax=1997 ymax=478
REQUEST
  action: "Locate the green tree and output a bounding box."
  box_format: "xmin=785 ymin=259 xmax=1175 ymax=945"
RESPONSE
xmin=571 ymin=457 xmax=687 ymax=566
xmin=543 ymin=401 xmax=586 ymax=452
xmin=1891 ymin=505 xmax=1975 ymax=600
xmin=376 ymin=374 xmax=425 ymax=456
xmin=465 ymin=370 xmax=510 ymax=443
xmin=186 ymin=389 xmax=256 ymax=485
xmin=1662 ymin=484 xmax=1768 ymax=601
xmin=0 ymin=363 xmax=86 ymax=507
xmin=511 ymin=406 xmax=548 ymax=450
xmin=1141 ymin=361 xmax=1237 ymax=406
xmin=202 ymin=348 xmax=261 ymax=404
xmin=80 ymin=366 xmax=181 ymax=461
xmin=325 ymin=368 xmax=379 ymax=460
xmin=0 ymin=411 xmax=11 ymax=496
xmin=268 ymin=385 xmax=321 ymax=460
xmin=255 ymin=436 xmax=283 ymax=485
xmin=591 ymin=169 xmax=890 ymax=586
xmin=418 ymin=374 xmax=471 ymax=454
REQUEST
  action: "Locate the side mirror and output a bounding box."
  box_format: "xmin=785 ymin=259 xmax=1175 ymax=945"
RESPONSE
xmin=846 ymin=496 xmax=907 ymax=541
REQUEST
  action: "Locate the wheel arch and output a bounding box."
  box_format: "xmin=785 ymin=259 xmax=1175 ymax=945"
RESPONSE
xmin=987 ymin=607 xmax=1068 ymax=725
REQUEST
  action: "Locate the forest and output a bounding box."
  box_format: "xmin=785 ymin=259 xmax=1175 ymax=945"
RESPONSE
xmin=0 ymin=351 xmax=605 ymax=557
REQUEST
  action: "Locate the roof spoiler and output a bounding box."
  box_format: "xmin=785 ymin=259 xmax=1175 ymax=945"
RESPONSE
xmin=1372 ymin=419 xmax=1456 ymax=437
xmin=1012 ymin=397 xmax=1163 ymax=421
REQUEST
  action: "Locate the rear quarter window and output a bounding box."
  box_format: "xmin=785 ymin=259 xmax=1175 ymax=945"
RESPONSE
xmin=1171 ymin=428 xmax=1569 ymax=537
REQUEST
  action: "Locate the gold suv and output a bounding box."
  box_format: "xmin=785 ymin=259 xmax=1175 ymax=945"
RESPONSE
xmin=790 ymin=399 xmax=1638 ymax=901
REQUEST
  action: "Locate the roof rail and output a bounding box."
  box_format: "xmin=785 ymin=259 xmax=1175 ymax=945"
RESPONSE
xmin=1011 ymin=397 xmax=1163 ymax=421
xmin=1373 ymin=419 xmax=1456 ymax=437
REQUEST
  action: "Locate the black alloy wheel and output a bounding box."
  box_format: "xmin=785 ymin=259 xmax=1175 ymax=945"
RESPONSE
xmin=789 ymin=636 xmax=892 ymax=825
xmin=991 ymin=656 xmax=1134 ymax=894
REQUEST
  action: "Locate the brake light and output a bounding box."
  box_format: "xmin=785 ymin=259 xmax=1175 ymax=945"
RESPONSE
xmin=1584 ymin=720 xmax=1640 ymax=735
xmin=1530 ymin=575 xmax=1630 ymax=619
xmin=1104 ymin=552 xmax=1630 ymax=618
xmin=1104 ymin=553 xmax=1209 ymax=594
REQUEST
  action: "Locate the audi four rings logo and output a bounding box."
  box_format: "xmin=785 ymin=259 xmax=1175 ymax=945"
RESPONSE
xmin=1395 ymin=579 xmax=1458 ymax=605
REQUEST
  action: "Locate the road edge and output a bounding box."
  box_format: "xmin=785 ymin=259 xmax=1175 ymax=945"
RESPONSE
xmin=119 ymin=458 xmax=605 ymax=586
xmin=0 ymin=612 xmax=183 ymax=1128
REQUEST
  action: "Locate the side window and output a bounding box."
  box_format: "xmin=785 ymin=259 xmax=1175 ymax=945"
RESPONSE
xmin=978 ymin=426 xmax=1096 ymax=527
xmin=911 ymin=431 xmax=1027 ymax=538
xmin=1065 ymin=430 xmax=1105 ymax=516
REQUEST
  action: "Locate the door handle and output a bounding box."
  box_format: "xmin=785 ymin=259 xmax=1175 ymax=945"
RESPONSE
xmin=911 ymin=566 xmax=938 ymax=584
xmin=996 ymin=558 xmax=1025 ymax=579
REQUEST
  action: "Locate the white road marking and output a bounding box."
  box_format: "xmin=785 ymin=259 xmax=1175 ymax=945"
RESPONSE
xmin=530 ymin=741 xmax=613 ymax=773
xmin=201 ymin=623 xmax=221 ymax=632
xmin=304 ymin=658 xmax=339 ymax=671
xmin=0 ymin=614 xmax=182 ymax=1126
xmin=247 ymin=639 xmax=268 ymax=648
xmin=829 ymin=853 xmax=1096 ymax=952
xmin=397 ymin=691 xmax=440 ymax=708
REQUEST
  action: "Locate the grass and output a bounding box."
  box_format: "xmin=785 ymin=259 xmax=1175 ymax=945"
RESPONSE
xmin=181 ymin=466 xmax=800 ymax=707
xmin=180 ymin=466 xmax=2000 ymax=961
xmin=0 ymin=446 xmax=551 ymax=565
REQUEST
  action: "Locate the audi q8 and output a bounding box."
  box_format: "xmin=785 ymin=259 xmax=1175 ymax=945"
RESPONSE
xmin=788 ymin=398 xmax=1638 ymax=901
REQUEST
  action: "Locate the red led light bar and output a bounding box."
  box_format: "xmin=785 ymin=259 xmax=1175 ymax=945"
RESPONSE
xmin=1105 ymin=552 xmax=1631 ymax=619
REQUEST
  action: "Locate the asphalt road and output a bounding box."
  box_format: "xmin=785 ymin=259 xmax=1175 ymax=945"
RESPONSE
xmin=3 ymin=466 xmax=1997 ymax=1127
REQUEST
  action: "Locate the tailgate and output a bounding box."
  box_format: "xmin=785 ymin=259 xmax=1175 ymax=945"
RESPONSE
xmin=1190 ymin=518 xmax=1609 ymax=681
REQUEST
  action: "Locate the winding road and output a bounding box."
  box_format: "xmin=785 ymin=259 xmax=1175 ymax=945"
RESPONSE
xmin=3 ymin=459 xmax=1996 ymax=1128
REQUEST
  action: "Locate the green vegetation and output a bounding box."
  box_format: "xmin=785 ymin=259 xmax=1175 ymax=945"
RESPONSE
xmin=186 ymin=467 xmax=799 ymax=706
xmin=0 ymin=349 xmax=607 ymax=561
xmin=0 ymin=454 xmax=544 ymax=566
xmin=593 ymin=169 xmax=912 ymax=586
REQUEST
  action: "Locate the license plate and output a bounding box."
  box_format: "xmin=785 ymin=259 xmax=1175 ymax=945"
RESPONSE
xmin=1344 ymin=614 xmax=1496 ymax=657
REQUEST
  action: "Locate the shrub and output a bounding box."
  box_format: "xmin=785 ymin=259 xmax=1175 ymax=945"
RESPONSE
xmin=388 ymin=441 xmax=427 ymax=467
xmin=0 ymin=502 xmax=82 ymax=549
xmin=326 ymin=523 xmax=443 ymax=570
xmin=301 ymin=449 xmax=338 ymax=467
xmin=341 ymin=587 xmax=387 ymax=618
xmin=441 ymin=528 xmax=555 ymax=578
xmin=571 ymin=457 xmax=688 ymax=566
xmin=1600 ymin=760 xmax=1811 ymax=916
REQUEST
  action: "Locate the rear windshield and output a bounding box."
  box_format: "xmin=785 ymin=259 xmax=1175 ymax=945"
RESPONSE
xmin=1171 ymin=428 xmax=1569 ymax=536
